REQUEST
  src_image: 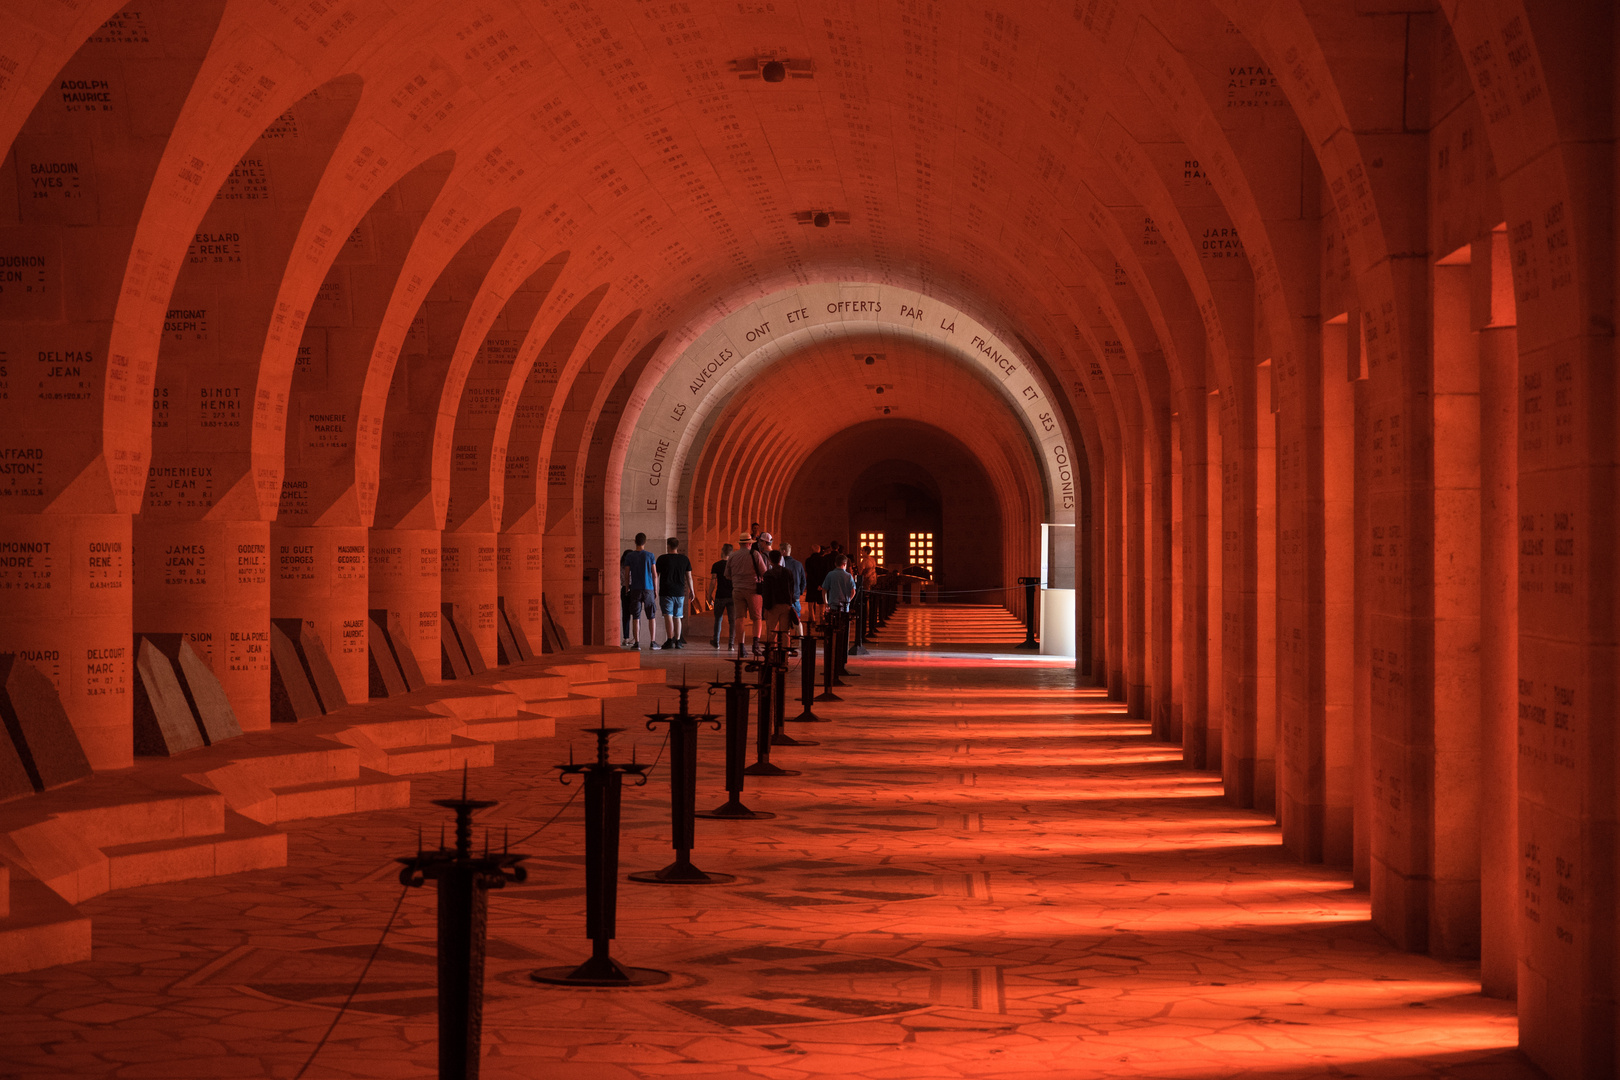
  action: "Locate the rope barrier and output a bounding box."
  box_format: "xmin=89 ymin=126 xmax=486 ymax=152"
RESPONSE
xmin=291 ymin=723 xmax=671 ymax=1076
xmin=292 ymin=884 xmax=410 ymax=1079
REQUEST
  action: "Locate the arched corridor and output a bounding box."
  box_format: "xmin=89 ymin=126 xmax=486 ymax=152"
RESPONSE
xmin=0 ymin=612 xmax=1531 ymax=1079
xmin=0 ymin=1 xmax=1614 ymax=1076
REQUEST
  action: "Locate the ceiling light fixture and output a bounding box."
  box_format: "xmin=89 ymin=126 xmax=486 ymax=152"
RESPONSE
xmin=732 ymin=55 xmax=814 ymax=81
xmin=794 ymin=210 xmax=850 ymax=227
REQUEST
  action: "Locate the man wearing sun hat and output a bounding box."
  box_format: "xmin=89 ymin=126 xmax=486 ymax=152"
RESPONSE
xmin=725 ymin=528 xmax=770 ymax=654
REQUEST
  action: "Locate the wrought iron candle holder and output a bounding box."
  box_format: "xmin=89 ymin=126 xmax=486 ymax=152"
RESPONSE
xmin=816 ymin=612 xmax=843 ymax=702
xmin=695 ymin=657 xmax=777 ymax=819
xmin=791 ymin=627 xmax=827 ymax=723
xmin=629 ymin=674 xmax=733 ymax=884
xmin=769 ymin=630 xmax=816 ymax=747
xmin=397 ymin=768 xmax=528 ymax=1080
xmin=529 ymin=708 xmax=668 ymax=987
xmin=743 ymin=632 xmax=799 ymax=777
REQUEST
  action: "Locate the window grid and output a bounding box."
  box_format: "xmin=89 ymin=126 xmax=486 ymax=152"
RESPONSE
xmin=859 ymin=531 xmax=885 ymax=564
xmin=907 ymin=531 xmax=934 ymax=569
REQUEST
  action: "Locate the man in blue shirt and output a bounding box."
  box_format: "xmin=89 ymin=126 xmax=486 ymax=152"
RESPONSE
xmin=619 ymin=533 xmax=658 ymax=649
xmin=821 ymin=553 xmax=856 ymax=611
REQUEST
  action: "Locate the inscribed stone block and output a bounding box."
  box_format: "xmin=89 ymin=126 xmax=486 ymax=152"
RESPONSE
xmin=381 ymin=610 xmax=426 ymax=690
xmin=132 ymin=639 xmax=205 ymax=757
xmin=0 ymin=656 xmax=92 ymax=789
xmin=367 ymin=616 xmax=407 ymax=699
xmin=174 ymin=638 xmax=243 ymax=744
xmin=269 ymin=622 xmax=322 ymax=724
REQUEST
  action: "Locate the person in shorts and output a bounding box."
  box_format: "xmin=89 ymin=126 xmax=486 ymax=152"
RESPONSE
xmin=726 ymin=530 xmax=767 ymax=654
xmin=619 ymin=533 xmax=658 ymax=648
xmin=655 ymin=537 xmax=694 ymax=649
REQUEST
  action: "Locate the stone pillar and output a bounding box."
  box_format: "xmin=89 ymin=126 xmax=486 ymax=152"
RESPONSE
xmin=1177 ymin=402 xmax=1210 ymax=768
xmin=369 ymin=528 xmax=442 ymax=683
xmin=1168 ymin=416 xmax=1184 ymax=745
xmin=1253 ymin=362 xmax=1277 ymax=817
xmin=1351 ymin=360 xmax=1373 ymax=891
xmin=270 ymin=524 xmax=369 ymax=704
xmin=498 ymin=527 xmax=545 ymax=656
xmin=0 ymin=513 xmax=133 ymax=770
xmin=133 ymin=519 xmax=272 ymax=732
xmin=1204 ymin=390 xmax=1224 ymax=769
xmin=1473 ymin=227 xmax=1518 ymax=999
xmin=1429 ymin=262 xmax=1483 ymax=959
xmin=1477 ymin=324 xmax=1518 ymax=997
xmin=1125 ymin=422 xmax=1148 ymax=721
xmin=542 ymin=527 xmax=581 ymax=648
xmin=441 ymin=530 xmax=499 ymax=666
xmin=1321 ymin=327 xmax=1356 ymax=866
xmin=1105 ymin=447 xmax=1125 ymax=700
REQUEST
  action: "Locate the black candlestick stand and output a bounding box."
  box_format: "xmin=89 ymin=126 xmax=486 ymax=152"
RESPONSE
xmin=696 ymin=657 xmax=776 ymax=819
xmin=397 ymin=769 xmax=528 ymax=1080
xmin=1016 ymin=576 xmax=1040 ymax=649
xmin=629 ymin=676 xmax=734 ymax=884
xmin=743 ymin=634 xmax=799 ymax=777
xmin=530 ymin=709 xmax=668 ymax=987
xmin=769 ymin=630 xmax=816 ymax=747
xmin=816 ymin=613 xmax=843 ymax=702
xmin=835 ymin=608 xmax=859 ymax=679
xmin=792 ymin=628 xmax=826 ymax=722
xmin=848 ymin=589 xmax=869 ymax=655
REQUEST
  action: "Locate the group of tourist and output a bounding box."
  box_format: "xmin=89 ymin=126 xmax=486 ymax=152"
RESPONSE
xmin=620 ymin=525 xmax=878 ymax=652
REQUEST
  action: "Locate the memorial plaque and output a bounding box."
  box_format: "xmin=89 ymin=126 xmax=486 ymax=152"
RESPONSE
xmin=132 ymin=638 xmax=205 ymax=757
xmin=269 ymin=622 xmax=322 ymax=723
xmin=215 ymin=155 xmax=272 ymax=201
xmin=0 ymin=236 xmax=59 ymax=322
xmin=367 ymin=615 xmax=408 ymax=699
xmin=15 ymin=137 xmax=98 ymax=227
xmin=0 ymin=654 xmax=92 ymax=788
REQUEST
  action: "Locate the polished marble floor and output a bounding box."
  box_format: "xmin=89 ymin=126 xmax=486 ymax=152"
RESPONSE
xmin=0 ymin=606 xmax=1532 ymax=1079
